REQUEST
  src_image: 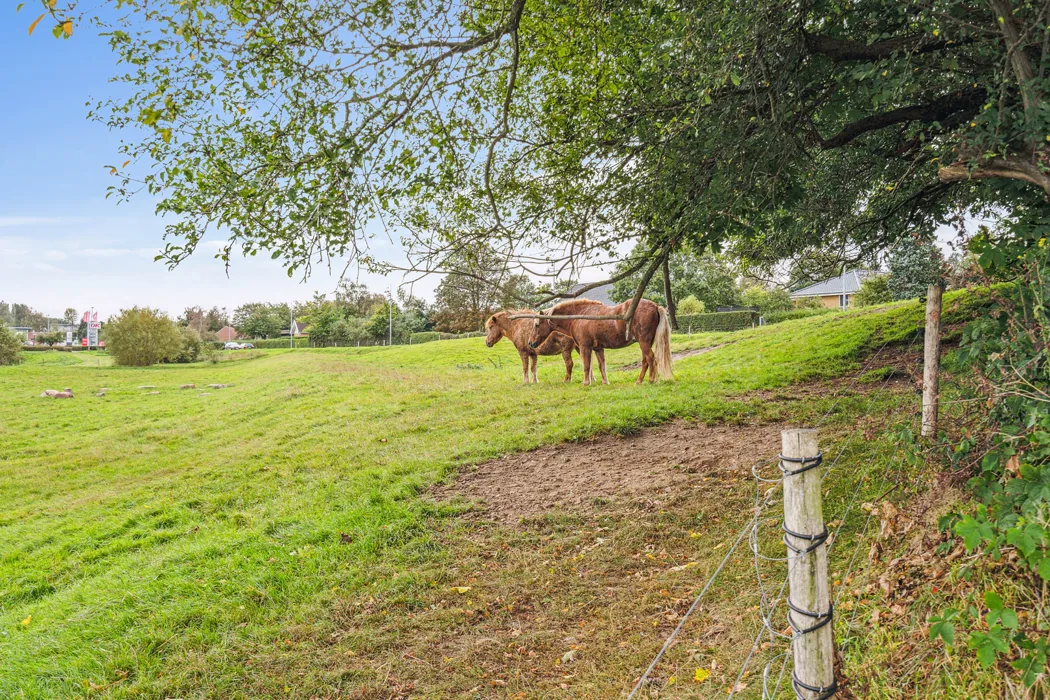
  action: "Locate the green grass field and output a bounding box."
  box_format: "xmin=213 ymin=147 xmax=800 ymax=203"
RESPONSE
xmin=0 ymin=296 xmax=1000 ymax=698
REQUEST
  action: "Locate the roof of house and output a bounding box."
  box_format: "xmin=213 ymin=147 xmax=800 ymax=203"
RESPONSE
xmin=281 ymin=320 xmax=308 ymax=335
xmin=217 ymin=326 xmax=239 ymax=339
xmin=790 ymin=269 xmax=874 ymax=297
xmin=567 ymin=282 xmax=615 ymax=306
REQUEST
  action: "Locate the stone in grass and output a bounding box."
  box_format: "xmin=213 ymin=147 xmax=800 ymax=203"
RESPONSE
xmin=207 ymin=383 xmax=234 ymax=389
xmin=95 ymin=392 xmax=106 ymax=398
xmin=197 ymin=392 xmax=211 ymax=397
xmin=145 ymin=391 xmax=161 ymax=395
xmin=137 ymin=385 xmax=155 ymax=389
xmin=180 ymin=384 xmax=196 ymax=389
xmin=40 ymin=388 xmax=74 ymax=398
xmin=99 ymin=387 xmax=111 ymax=392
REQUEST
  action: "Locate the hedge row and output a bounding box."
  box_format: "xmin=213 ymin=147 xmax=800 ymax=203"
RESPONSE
xmin=761 ymin=307 xmax=835 ymax=325
xmin=21 ymin=345 xmax=93 ymax=352
xmin=410 ymin=331 xmax=485 ymax=344
xmin=677 ymin=310 xmax=758 ymax=333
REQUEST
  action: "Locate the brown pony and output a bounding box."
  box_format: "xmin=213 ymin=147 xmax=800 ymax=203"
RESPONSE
xmin=485 ymin=310 xmax=576 ymax=384
xmin=527 ymin=298 xmax=673 ymax=385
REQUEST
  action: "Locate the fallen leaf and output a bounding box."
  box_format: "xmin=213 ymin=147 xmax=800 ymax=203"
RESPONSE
xmin=694 ymin=668 xmax=710 ymax=683
xmin=20 ymin=615 xmax=31 ymax=626
xmin=450 ymin=586 xmax=471 ymax=594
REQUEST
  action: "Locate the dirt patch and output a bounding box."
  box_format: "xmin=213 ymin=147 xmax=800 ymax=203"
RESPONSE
xmin=433 ymin=420 xmax=783 ymax=522
xmin=618 ymin=343 xmax=727 ymax=371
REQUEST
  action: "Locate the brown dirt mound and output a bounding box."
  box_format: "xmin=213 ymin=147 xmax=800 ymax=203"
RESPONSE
xmin=433 ymin=420 xmax=784 ymax=522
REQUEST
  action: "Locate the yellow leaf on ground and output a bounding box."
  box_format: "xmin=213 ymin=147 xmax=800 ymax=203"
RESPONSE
xmin=694 ymin=668 xmax=710 ymax=683
xmin=450 ymin=586 xmax=471 ymax=594
xmin=20 ymin=615 xmax=32 ymax=626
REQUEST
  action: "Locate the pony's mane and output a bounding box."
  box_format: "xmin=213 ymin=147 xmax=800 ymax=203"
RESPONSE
xmin=549 ymin=298 xmax=608 ymax=314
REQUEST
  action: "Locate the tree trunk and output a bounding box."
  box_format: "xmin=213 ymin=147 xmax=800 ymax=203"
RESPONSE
xmin=662 ymin=256 xmax=678 ymax=331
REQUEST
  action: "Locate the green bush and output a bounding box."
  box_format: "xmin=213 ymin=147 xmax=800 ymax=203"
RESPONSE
xmin=678 ymin=310 xmax=758 ymax=332
xmin=676 ymin=295 xmax=706 ymax=315
xmin=170 ymin=327 xmax=203 ymax=363
xmin=245 ymin=338 xmax=310 ymax=349
xmin=762 ymin=308 xmax=834 ymax=325
xmin=106 ymin=307 xmax=182 ymax=366
xmin=409 ymin=331 xmax=483 ymax=343
xmin=0 ymin=326 xmax=22 ymax=365
xmin=853 ymin=274 xmax=894 ymax=307
xmin=21 ymin=345 xmax=88 ymax=352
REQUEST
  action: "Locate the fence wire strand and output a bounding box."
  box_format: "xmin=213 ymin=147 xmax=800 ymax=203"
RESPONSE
xmin=628 ymin=322 xmax=925 ymax=699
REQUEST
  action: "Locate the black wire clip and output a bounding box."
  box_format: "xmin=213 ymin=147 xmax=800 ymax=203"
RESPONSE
xmin=792 ymin=672 xmax=838 ymax=700
xmin=778 ymin=451 xmax=823 ymax=477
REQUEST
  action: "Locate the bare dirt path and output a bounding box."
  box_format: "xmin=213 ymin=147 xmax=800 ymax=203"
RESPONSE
xmin=432 ymin=419 xmax=784 ymax=523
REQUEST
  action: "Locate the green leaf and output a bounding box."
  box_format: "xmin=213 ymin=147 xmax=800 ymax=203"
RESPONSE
xmin=930 ymin=619 xmax=954 ymax=645
xmin=1038 ymin=557 xmax=1050 ymax=581
xmin=984 ymin=591 xmax=1004 ymax=611
xmin=730 ymin=72 xmax=741 ymax=87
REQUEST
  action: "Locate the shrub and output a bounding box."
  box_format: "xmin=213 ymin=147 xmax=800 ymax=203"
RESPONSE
xmin=762 ymin=308 xmax=834 ymax=324
xmin=793 ymin=296 xmax=826 ymax=310
xmin=676 ymin=295 xmax=706 ymax=315
xmin=739 ymin=285 xmax=794 ymax=314
xmin=853 ymin=274 xmax=893 ymax=307
xmin=677 ymin=310 xmax=758 ymax=332
xmin=0 ymin=325 xmax=22 ymax=365
xmin=170 ymin=326 xmax=203 ymax=363
xmin=106 ymin=307 xmax=182 ymax=366
xmin=410 ymin=332 xmax=441 ymax=344
xmin=247 ymin=338 xmax=310 ymax=349
xmin=35 ymin=331 xmax=65 ymax=347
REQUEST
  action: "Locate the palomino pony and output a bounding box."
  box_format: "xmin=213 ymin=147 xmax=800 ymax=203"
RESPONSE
xmin=485 ymin=310 xmax=576 ymax=384
xmin=527 ymin=298 xmax=673 ymax=385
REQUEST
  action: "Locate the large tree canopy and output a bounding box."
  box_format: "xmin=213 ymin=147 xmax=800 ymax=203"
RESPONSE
xmin=31 ymin=0 xmax=1050 ymax=308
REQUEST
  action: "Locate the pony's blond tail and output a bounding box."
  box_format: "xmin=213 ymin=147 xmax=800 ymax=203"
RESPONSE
xmin=653 ymin=306 xmax=674 ymax=381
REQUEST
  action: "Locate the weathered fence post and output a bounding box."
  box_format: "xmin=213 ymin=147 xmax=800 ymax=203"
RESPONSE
xmin=781 ymin=429 xmax=835 ymax=699
xmin=921 ymin=283 xmax=943 ymax=439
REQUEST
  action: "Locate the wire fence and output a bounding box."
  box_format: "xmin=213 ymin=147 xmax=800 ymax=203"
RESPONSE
xmin=627 ymin=327 xmax=924 ymax=699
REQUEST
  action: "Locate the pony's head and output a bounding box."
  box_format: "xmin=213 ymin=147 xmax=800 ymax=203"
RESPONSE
xmin=484 ymin=313 xmax=504 ymax=348
xmin=527 ymin=311 xmax=555 ymax=349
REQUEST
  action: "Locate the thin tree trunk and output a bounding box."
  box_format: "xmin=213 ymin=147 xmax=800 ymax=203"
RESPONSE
xmin=662 ymin=256 xmax=678 ymax=330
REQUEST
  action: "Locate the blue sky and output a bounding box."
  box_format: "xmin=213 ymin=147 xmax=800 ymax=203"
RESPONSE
xmin=0 ymin=14 xmax=428 ymax=320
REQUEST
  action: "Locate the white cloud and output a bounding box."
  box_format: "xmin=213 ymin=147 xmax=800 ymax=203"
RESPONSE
xmin=31 ymin=262 xmax=62 ymax=273
xmin=78 ymin=248 xmax=133 ymax=258
xmin=0 ymin=216 xmax=87 ymax=228
xmin=44 ymin=250 xmax=68 ymax=261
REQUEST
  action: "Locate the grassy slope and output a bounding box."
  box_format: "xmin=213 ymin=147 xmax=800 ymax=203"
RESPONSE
xmin=0 ymin=294 xmax=986 ymax=697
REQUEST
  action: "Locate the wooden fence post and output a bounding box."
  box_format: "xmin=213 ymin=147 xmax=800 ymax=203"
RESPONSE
xmin=921 ymin=283 xmax=943 ymax=439
xmin=781 ymin=429 xmax=835 ymax=699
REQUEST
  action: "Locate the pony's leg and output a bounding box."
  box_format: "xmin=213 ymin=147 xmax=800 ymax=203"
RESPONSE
xmin=640 ymin=339 xmax=658 ymax=383
xmin=581 ymin=346 xmax=593 ymax=386
xmin=519 ymin=351 xmax=530 ymax=384
xmin=635 ymin=339 xmax=654 ymax=384
xmin=563 ymin=349 xmax=574 ymax=382
xmin=530 ymin=354 xmax=538 ymax=383
xmin=595 ymin=348 xmax=610 ymax=385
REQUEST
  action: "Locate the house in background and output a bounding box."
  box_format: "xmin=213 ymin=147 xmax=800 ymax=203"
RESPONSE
xmin=790 ymin=269 xmax=873 ymax=310
xmin=217 ymin=326 xmax=240 ymax=342
xmin=8 ymin=327 xmax=34 ymax=343
xmin=281 ymin=320 xmax=308 ymax=337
